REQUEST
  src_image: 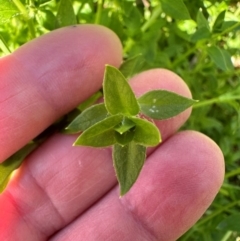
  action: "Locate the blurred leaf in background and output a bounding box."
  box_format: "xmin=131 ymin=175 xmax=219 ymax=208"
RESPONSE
xmin=55 ymin=0 xmax=77 ymax=28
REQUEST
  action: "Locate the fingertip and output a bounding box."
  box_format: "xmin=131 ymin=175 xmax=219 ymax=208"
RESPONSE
xmin=12 ymin=24 xmax=123 ymax=88
xmin=184 ymin=130 xmax=225 ymax=188
xmin=0 ymin=24 xmax=122 ymax=162
xmin=130 ymin=68 xmax=192 ymax=98
xmin=121 ymin=130 xmax=225 ymax=240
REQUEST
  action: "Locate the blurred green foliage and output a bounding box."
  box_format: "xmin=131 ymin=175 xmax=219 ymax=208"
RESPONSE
xmin=0 ymin=0 xmax=240 ymax=240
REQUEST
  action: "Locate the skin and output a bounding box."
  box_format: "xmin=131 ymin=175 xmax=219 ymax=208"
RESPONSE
xmin=0 ymin=25 xmax=224 ymax=241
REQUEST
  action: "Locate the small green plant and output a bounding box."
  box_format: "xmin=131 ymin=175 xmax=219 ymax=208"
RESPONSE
xmin=66 ymin=65 xmax=197 ymax=196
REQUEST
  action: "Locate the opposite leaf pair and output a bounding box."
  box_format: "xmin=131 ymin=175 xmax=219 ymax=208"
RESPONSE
xmin=66 ymin=65 xmax=197 ymax=196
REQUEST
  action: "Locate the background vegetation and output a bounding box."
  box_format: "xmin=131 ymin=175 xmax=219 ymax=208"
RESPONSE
xmin=0 ymin=0 xmax=240 ymax=240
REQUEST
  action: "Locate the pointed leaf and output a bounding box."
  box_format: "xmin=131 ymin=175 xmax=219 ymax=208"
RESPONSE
xmin=207 ymin=46 xmax=234 ymax=71
xmin=74 ymin=115 xmax=122 ymax=147
xmin=160 ymin=0 xmax=191 ymax=20
xmin=130 ymin=117 xmax=161 ymax=146
xmin=0 ymin=143 xmax=37 ymax=193
xmin=212 ymin=10 xmax=226 ymax=33
xmin=55 ymin=0 xmax=77 ymax=28
xmin=119 ymin=54 xmax=144 ymax=79
xmin=138 ymin=90 xmax=197 ymax=120
xmin=114 ymin=117 xmax=135 ymax=134
xmin=114 ymin=130 xmax=135 ymax=146
xmin=39 ymin=10 xmax=57 ymax=31
xmin=66 ymin=103 xmax=108 ymax=133
xmin=196 ymin=10 xmax=209 ymax=30
xmin=114 ymin=117 xmax=136 ymax=145
xmin=191 ymin=10 xmax=211 ymax=42
xmin=103 ymin=65 xmax=140 ymax=116
xmin=113 ymin=142 xmax=146 ymax=196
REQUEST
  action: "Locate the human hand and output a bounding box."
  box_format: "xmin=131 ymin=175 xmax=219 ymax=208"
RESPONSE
xmin=0 ymin=25 xmax=224 ymax=241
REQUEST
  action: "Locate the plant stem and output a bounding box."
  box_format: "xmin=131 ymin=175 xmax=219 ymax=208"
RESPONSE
xmin=0 ymin=34 xmax=11 ymax=55
xmin=141 ymin=5 xmax=162 ymax=32
xmin=95 ymin=0 xmax=103 ymax=24
xmin=220 ymin=231 xmax=233 ymax=241
xmin=123 ymin=38 xmax=135 ymax=54
xmin=215 ymin=21 xmax=240 ymax=39
xmin=225 ymin=167 xmax=240 ymax=179
xmin=124 ymin=4 xmax=162 ymax=54
xmin=12 ymin=0 xmax=36 ymax=38
xmin=193 ymin=95 xmax=240 ymax=108
xmin=198 ymin=201 xmax=240 ymax=226
xmin=193 ymin=97 xmax=219 ymax=108
xmin=172 ymin=45 xmax=198 ymax=68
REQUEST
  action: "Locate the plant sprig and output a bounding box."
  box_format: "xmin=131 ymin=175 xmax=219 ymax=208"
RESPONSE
xmin=66 ymin=65 xmax=197 ymax=196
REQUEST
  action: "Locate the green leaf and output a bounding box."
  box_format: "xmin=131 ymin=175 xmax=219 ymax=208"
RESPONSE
xmin=74 ymin=115 xmax=122 ymax=147
xmin=130 ymin=117 xmax=161 ymax=146
xmin=55 ymin=0 xmax=77 ymax=28
xmin=0 ymin=34 xmax=11 ymax=54
xmin=191 ymin=27 xmax=211 ymax=42
xmin=113 ymin=142 xmax=146 ymax=196
xmin=0 ymin=0 xmax=20 ymax=23
xmin=196 ymin=10 xmax=209 ymax=30
xmin=121 ymin=1 xmax=142 ymax=31
xmin=160 ymin=0 xmax=191 ymax=20
xmin=191 ymin=7 xmax=211 ymax=43
xmin=114 ymin=117 xmax=136 ymax=145
xmin=212 ymin=10 xmax=226 ymax=33
xmin=207 ymin=46 xmax=234 ymax=71
xmin=103 ymin=65 xmax=140 ymax=116
xmin=222 ymin=21 xmax=240 ymax=32
xmin=0 ymin=143 xmax=37 ymax=193
xmin=138 ymin=90 xmax=197 ymax=120
xmin=38 ymin=10 xmax=57 ymax=31
xmin=66 ymin=103 xmax=108 ymax=133
xmin=217 ymin=214 xmax=240 ymax=232
xmin=119 ymin=54 xmax=144 ymax=79
xmin=114 ymin=130 xmax=135 ymax=146
xmin=114 ymin=117 xmax=136 ymax=134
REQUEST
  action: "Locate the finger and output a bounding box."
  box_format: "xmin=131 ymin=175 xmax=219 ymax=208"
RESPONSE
xmin=0 ymin=24 xmax=122 ymax=163
xmin=50 ymin=131 xmax=224 ymax=241
xmin=0 ymin=68 xmax=195 ymax=240
xmin=0 ymin=134 xmax=115 ymax=240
